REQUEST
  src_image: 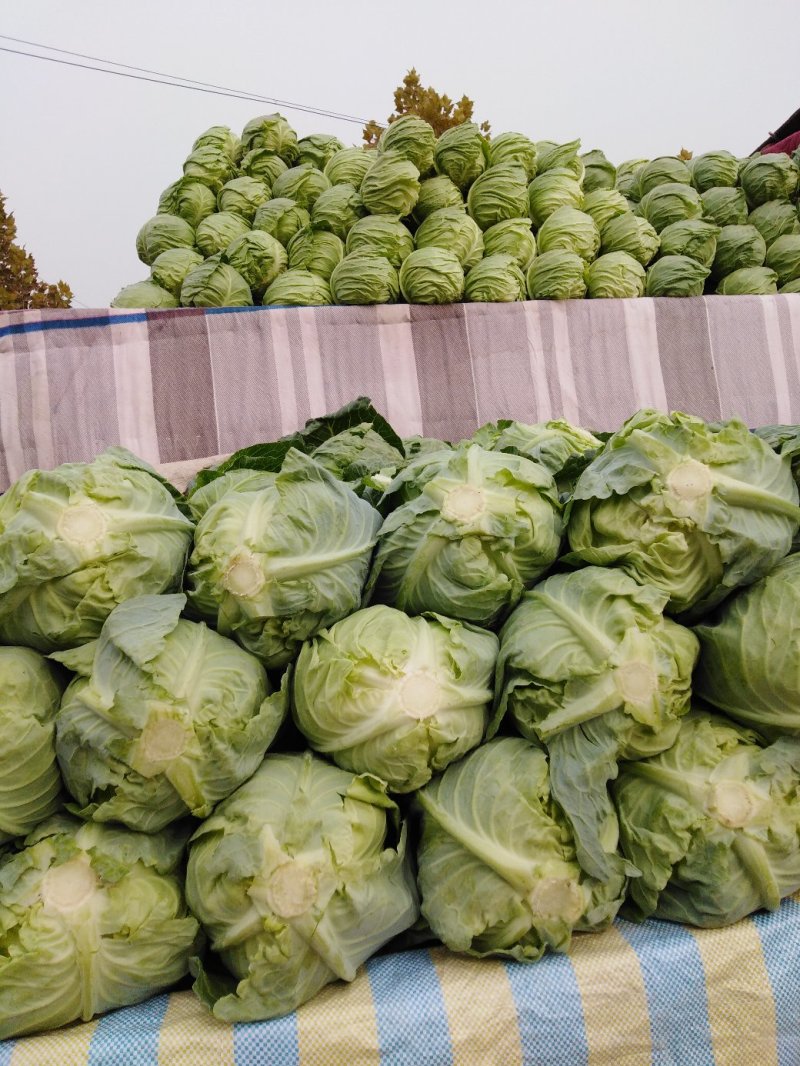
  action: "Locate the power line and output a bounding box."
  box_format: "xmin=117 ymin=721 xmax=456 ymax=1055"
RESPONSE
xmin=0 ymin=38 xmax=374 ymax=126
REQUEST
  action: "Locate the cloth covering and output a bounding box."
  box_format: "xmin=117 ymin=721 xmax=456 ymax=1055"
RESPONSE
xmin=2 ymin=296 xmax=800 ymax=490
xmin=2 ymin=904 xmax=800 ymax=1065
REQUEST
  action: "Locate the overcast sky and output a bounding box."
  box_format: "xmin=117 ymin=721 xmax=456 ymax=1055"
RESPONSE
xmin=2 ymin=0 xmax=799 ymax=307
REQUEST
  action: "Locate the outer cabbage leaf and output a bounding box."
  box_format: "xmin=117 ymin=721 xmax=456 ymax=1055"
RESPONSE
xmin=0 ymin=648 xmax=65 ymax=842
xmin=693 ymin=553 xmax=800 ymax=736
xmin=470 ymin=418 xmax=602 ymax=497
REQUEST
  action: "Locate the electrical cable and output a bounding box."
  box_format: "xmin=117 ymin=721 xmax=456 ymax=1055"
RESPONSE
xmin=0 ymin=38 xmax=374 ymax=126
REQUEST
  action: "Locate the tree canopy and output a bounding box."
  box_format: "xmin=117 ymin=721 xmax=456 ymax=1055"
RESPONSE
xmin=0 ymin=192 xmax=72 ymax=310
xmin=363 ymin=69 xmax=490 ymax=146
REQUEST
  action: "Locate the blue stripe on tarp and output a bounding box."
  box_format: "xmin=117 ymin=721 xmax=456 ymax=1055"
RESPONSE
xmin=86 ymin=992 xmax=170 ymax=1066
xmin=617 ymin=917 xmax=714 ymax=1066
xmin=751 ymin=898 xmax=800 ymax=1066
xmin=366 ymin=948 xmax=453 ymax=1066
xmin=233 ymin=1009 xmax=299 ymax=1066
xmin=0 ymin=1038 xmax=14 ymax=1066
xmin=0 ymin=312 xmax=147 ymax=338
xmin=504 ymin=951 xmax=589 ymax=1066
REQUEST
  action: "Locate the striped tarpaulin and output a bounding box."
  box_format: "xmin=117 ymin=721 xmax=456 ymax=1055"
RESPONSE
xmin=2 ymin=296 xmax=799 ymax=489
xmin=2 ymin=902 xmax=799 ymax=1065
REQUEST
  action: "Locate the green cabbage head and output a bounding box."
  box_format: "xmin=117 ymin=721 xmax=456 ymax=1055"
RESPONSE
xmin=471 ymin=418 xmax=602 ymax=495
xmin=463 ymin=254 xmax=526 ymax=302
xmin=482 ymin=218 xmax=537 ymax=269
xmin=0 ymin=448 xmax=193 ymax=651
xmin=599 ymin=214 xmax=660 ymax=266
xmin=186 ymin=752 xmax=418 ymax=1022
xmin=53 ymin=594 xmax=287 ymax=831
xmin=136 ymin=215 xmax=195 ymax=266
xmin=566 ymin=409 xmax=800 ymax=618
xmin=0 ymin=647 xmax=65 ymax=843
xmin=434 ymin=123 xmax=488 ymax=190
xmin=414 ymin=207 xmax=484 ymax=269
xmin=466 ymin=163 xmax=529 ymax=231
xmin=614 ymin=711 xmax=800 ymax=926
xmin=494 ymin=567 xmax=698 ymax=880
xmin=360 ymin=151 xmax=421 ymax=218
xmin=693 ymin=552 xmax=800 ymax=736
xmin=186 ymin=449 xmax=381 ymax=667
xmin=292 ymin=605 xmax=498 ymax=791
xmin=526 ymin=250 xmax=587 ymax=300
xmin=252 ymin=198 xmax=311 ymax=245
xmin=262 ymin=269 xmax=332 ymax=306
xmin=150 ymin=247 xmax=205 ymax=297
xmin=330 ymin=254 xmax=400 ymax=305
xmin=378 ymin=115 xmax=436 ymax=173
xmin=158 ymin=177 xmax=217 ymax=227
xmin=0 ymin=815 xmax=199 ymax=1039
xmin=416 ymin=737 xmax=626 ymax=960
xmin=367 ymin=443 xmax=562 ymax=626
xmin=399 ymin=247 xmax=465 ymax=303
xmin=413 ymin=176 xmax=465 ymax=222
xmin=324 ymin=147 xmax=374 ymax=188
xmin=180 ymin=257 xmax=252 ymax=307
xmin=345 ymin=216 xmax=415 ymax=267
xmin=111 ymin=280 xmax=178 ymax=309
xmin=585 ymin=252 xmax=645 ymax=298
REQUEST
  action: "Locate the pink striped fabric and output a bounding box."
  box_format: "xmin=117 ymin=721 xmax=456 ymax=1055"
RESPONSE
xmin=1 ymin=296 xmax=799 ymax=488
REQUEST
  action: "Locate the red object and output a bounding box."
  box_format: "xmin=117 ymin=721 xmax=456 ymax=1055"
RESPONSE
xmin=762 ymin=130 xmax=800 ymax=155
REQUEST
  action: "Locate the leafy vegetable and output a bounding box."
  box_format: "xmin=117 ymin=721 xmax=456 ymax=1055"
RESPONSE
xmin=187 ymin=752 xmax=418 ymax=1021
xmin=0 ymin=815 xmax=200 ymax=1039
xmin=416 ymin=737 xmax=626 ymax=959
xmin=614 ymin=710 xmax=800 ymax=926
xmin=566 ymin=409 xmax=800 ymax=618
xmin=0 ymin=448 xmax=193 ymax=651
xmin=186 ymin=450 xmax=381 ymax=667
xmin=292 ymin=605 xmax=497 ymax=791
xmin=367 ymin=443 xmax=562 ymax=625
xmin=0 ymin=648 xmax=65 ymax=843
xmin=53 ymin=594 xmax=286 ymax=830
xmin=494 ymin=566 xmax=698 ymax=880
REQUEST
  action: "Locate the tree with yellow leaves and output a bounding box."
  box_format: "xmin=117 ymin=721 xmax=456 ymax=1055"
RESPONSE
xmin=363 ymin=69 xmax=490 ymax=146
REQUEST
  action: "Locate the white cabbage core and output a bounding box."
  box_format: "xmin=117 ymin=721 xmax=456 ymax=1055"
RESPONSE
xmin=399 ymin=671 xmax=441 ymax=719
xmin=667 ymin=459 xmax=712 ymax=501
xmin=222 ymin=550 xmax=265 ymax=597
xmin=708 ymin=781 xmax=757 ymax=828
xmin=40 ymin=858 xmax=98 ymax=914
xmin=442 ymin=485 xmax=485 ymax=522
xmin=615 ymin=661 xmax=659 ymax=704
xmin=264 ymin=861 xmax=318 ymax=919
xmin=528 ymin=877 xmax=584 ymax=924
xmin=57 ymin=502 xmax=108 ymax=546
xmin=140 ymin=718 xmax=189 ymax=763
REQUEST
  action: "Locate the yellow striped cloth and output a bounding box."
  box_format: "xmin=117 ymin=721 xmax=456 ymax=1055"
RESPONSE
xmin=4 ymin=900 xmax=799 ymax=1066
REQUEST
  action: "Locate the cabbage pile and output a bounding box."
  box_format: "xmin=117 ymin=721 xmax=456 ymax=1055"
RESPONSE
xmin=113 ymin=114 xmax=800 ymax=308
xmin=3 ymin=397 xmax=800 ymax=1037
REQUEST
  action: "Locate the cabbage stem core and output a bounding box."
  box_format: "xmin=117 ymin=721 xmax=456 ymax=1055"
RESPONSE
xmin=40 ymin=858 xmax=98 ymax=914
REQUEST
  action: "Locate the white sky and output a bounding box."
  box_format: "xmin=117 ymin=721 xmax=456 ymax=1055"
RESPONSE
xmin=2 ymin=0 xmax=799 ymax=307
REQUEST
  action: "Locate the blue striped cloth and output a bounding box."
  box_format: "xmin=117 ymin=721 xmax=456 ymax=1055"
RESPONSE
xmin=4 ymin=901 xmax=799 ymax=1065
